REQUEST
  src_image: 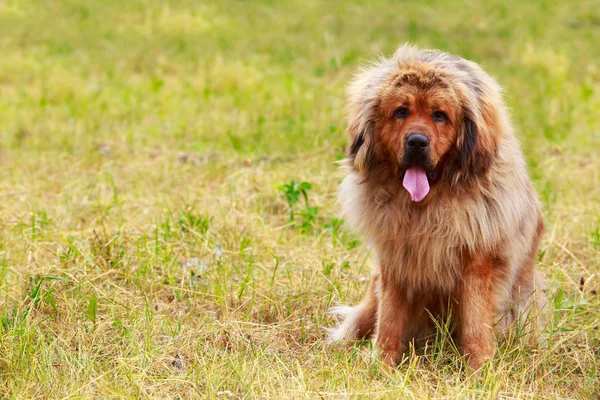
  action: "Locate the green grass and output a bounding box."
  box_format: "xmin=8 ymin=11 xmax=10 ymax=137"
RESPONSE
xmin=1 ymin=0 xmax=599 ymax=398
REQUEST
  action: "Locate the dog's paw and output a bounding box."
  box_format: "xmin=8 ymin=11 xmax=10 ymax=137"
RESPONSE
xmin=365 ymin=345 xmax=402 ymax=368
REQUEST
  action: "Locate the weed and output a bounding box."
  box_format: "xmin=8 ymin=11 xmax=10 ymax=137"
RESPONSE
xmin=280 ymin=180 xmax=312 ymax=221
xmin=177 ymin=209 xmax=211 ymax=236
xmin=323 ymin=217 xmax=344 ymax=239
xmin=590 ymin=224 xmax=600 ymax=250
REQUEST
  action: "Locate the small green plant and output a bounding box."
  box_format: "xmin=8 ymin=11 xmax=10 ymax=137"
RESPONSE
xmin=590 ymin=224 xmax=600 ymax=250
xmin=86 ymin=293 xmax=98 ymax=332
xmin=322 ymin=260 xmax=334 ymax=277
xmin=27 ymin=275 xmax=57 ymax=312
xmin=280 ymin=181 xmax=312 ymax=221
xmin=278 ymin=180 xmax=329 ymax=234
xmin=18 ymin=210 xmax=51 ymax=240
xmin=323 ymin=218 xmax=344 ymax=239
xmin=2 ymin=275 xmax=69 ymax=331
xmin=177 ymin=209 xmax=211 ymax=235
xmin=278 ymin=181 xmax=324 ymax=233
xmin=298 ymin=206 xmax=319 ymax=233
xmin=278 ymin=183 xmax=351 ymax=236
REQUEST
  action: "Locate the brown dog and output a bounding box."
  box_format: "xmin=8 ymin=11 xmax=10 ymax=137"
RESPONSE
xmin=327 ymin=45 xmax=546 ymax=370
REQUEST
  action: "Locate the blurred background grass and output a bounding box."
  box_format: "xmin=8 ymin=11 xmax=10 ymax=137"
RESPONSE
xmin=0 ymin=0 xmax=599 ymax=398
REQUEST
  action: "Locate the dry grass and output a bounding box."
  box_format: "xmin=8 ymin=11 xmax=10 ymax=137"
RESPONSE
xmin=0 ymin=0 xmax=599 ymax=398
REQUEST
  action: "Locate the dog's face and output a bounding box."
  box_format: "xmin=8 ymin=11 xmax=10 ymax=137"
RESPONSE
xmin=347 ymin=53 xmax=500 ymax=202
xmin=377 ymin=70 xmax=461 ymax=183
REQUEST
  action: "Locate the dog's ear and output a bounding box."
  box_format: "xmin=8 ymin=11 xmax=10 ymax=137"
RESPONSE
xmin=447 ymin=115 xmax=495 ymax=184
xmin=347 ymin=120 xmax=376 ymax=174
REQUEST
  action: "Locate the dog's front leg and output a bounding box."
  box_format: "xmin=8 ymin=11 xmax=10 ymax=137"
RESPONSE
xmin=374 ymin=274 xmax=410 ymax=367
xmin=458 ymin=255 xmax=495 ymax=370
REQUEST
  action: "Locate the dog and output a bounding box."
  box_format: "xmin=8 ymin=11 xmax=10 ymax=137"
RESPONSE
xmin=327 ymin=44 xmax=546 ymax=370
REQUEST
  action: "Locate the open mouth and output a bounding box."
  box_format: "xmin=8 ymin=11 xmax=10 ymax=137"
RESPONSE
xmin=397 ymin=164 xmax=442 ymax=203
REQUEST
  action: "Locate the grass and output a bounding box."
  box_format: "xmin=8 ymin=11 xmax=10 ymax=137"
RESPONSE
xmin=0 ymin=0 xmax=599 ymax=398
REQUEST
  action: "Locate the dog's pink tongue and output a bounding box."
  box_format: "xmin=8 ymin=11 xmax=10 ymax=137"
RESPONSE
xmin=402 ymin=167 xmax=430 ymax=202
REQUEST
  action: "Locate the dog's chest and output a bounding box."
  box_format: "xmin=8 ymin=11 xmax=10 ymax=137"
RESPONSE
xmin=384 ymin=226 xmax=464 ymax=292
xmin=373 ymin=197 xmax=468 ymax=292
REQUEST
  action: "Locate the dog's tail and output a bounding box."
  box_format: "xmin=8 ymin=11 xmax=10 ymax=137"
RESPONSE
xmin=325 ymin=274 xmax=380 ymax=343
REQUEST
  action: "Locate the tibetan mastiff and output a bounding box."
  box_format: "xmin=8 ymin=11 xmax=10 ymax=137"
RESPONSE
xmin=327 ymin=45 xmax=546 ymax=369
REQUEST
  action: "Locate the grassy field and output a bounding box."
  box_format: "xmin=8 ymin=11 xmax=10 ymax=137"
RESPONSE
xmin=0 ymin=0 xmax=599 ymax=398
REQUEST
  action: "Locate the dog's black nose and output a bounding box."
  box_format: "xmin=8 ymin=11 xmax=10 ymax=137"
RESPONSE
xmin=406 ymin=134 xmax=430 ymax=151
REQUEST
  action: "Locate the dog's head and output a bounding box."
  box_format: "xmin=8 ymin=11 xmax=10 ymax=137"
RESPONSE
xmin=346 ymin=45 xmax=504 ymax=202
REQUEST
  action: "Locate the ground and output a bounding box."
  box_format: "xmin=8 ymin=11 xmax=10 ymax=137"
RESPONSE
xmin=0 ymin=0 xmax=599 ymax=398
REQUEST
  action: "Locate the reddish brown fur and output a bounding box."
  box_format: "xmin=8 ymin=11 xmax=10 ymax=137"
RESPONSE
xmin=458 ymin=254 xmax=495 ymax=369
xmin=327 ymin=45 xmax=546 ymax=370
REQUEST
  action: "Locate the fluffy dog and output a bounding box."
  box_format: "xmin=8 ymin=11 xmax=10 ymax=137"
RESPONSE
xmin=327 ymin=45 xmax=546 ymax=369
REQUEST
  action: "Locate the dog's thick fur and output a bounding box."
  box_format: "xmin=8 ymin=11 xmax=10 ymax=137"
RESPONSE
xmin=327 ymin=45 xmax=545 ymax=369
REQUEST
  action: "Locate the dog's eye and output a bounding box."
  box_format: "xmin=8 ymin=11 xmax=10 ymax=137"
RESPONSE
xmin=432 ymin=111 xmax=448 ymax=123
xmin=395 ymin=107 xmax=409 ymax=119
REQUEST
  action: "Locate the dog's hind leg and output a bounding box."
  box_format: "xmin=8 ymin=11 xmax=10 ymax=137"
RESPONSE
xmin=326 ymin=274 xmax=379 ymax=343
xmin=497 ymin=217 xmax=546 ymax=340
